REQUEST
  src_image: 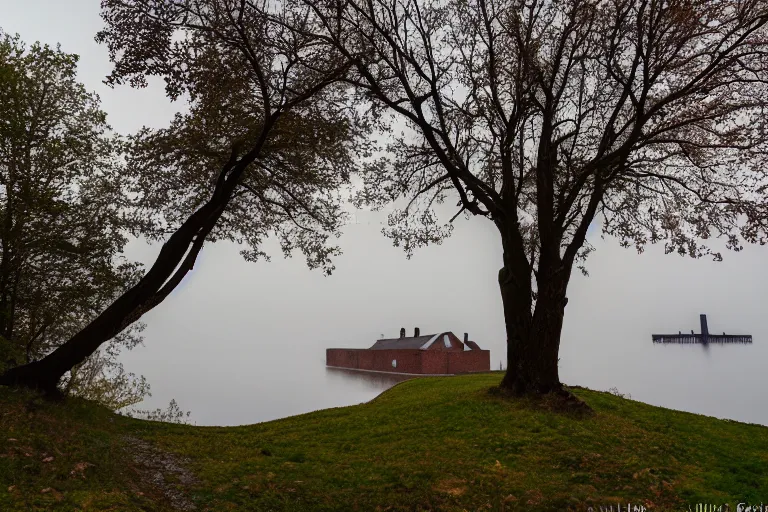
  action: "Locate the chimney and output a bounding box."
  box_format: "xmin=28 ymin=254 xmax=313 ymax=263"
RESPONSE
xmin=399 ymin=327 xmax=406 ymax=339
xmin=414 ymin=327 xmax=420 ymax=337
xmin=464 ymin=333 xmax=469 ymax=343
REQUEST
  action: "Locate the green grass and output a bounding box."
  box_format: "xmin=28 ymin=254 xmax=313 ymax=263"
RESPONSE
xmin=2 ymin=373 xmax=768 ymax=511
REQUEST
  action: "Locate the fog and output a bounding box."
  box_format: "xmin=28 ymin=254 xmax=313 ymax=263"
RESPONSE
xmin=118 ymin=219 xmax=768 ymax=426
xmin=3 ymin=0 xmax=767 ymax=427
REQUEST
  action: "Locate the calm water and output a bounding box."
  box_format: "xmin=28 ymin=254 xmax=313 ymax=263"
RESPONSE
xmin=131 ymin=356 xmax=414 ymax=426
xmin=560 ymin=337 xmax=768 ymax=427
xmin=118 ymin=230 xmax=768 ymax=427
xmin=123 ymin=334 xmax=768 ymax=427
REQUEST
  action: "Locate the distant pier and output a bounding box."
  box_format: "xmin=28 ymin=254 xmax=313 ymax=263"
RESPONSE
xmin=651 ymin=334 xmax=752 ymax=344
xmin=651 ymin=314 xmax=752 ymax=344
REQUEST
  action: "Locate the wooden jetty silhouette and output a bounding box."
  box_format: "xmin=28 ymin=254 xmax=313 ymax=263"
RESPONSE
xmin=652 ymin=314 xmax=752 ymax=344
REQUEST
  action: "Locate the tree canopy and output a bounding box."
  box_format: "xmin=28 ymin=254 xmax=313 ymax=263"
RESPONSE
xmin=0 ymin=0 xmax=369 ymax=393
xmin=4 ymin=0 xmax=768 ymax=399
xmin=0 ymin=31 xmax=148 ymax=407
xmin=298 ymin=0 xmax=768 ymax=394
xmin=102 ymin=0 xmax=366 ymax=273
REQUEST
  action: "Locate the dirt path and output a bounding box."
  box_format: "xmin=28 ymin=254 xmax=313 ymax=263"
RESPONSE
xmin=123 ymin=436 xmax=199 ymax=511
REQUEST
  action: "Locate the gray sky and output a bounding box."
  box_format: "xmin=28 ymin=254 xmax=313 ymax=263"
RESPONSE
xmin=4 ymin=0 xmax=768 ymax=426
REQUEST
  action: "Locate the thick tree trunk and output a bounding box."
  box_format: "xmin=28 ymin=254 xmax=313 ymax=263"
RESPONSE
xmin=499 ymin=275 xmax=568 ymax=394
xmin=497 ymin=230 xmax=570 ymax=395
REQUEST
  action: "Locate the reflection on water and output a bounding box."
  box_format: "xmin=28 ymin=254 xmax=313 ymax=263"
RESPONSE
xmin=325 ymin=367 xmax=414 ymax=392
xmin=161 ymin=350 xmax=433 ymax=426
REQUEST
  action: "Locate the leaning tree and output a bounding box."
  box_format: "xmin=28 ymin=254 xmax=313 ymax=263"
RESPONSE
xmin=304 ymin=0 xmax=768 ymax=394
xmin=0 ymin=0 xmax=367 ymax=393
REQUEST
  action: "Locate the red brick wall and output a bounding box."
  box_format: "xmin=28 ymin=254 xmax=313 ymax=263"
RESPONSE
xmin=447 ymin=350 xmax=490 ymax=373
xmin=327 ymin=348 xmax=423 ymax=373
xmin=326 ymin=349 xmax=363 ymax=369
xmin=375 ymin=350 xmax=422 ymax=373
xmin=327 ymin=347 xmax=491 ymax=374
xmin=420 ymin=350 xmax=449 ymax=374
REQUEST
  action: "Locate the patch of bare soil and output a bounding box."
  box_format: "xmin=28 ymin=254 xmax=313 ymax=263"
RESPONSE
xmin=123 ymin=436 xmax=199 ymax=511
xmin=489 ymin=385 xmax=594 ymax=417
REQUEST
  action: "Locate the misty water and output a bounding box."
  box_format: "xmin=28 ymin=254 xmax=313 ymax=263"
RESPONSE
xmin=123 ymin=333 xmax=768 ymax=428
xmin=118 ymin=218 xmax=768 ymax=427
xmin=119 ymin=336 xmax=768 ymax=428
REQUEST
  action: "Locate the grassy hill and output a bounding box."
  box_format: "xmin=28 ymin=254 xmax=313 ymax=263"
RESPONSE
xmin=2 ymin=373 xmax=768 ymax=511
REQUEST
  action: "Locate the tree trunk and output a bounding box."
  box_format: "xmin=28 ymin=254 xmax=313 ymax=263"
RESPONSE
xmin=498 ymin=232 xmax=570 ymax=395
xmin=499 ymin=282 xmax=568 ymax=394
xmin=0 ymin=123 xmax=276 ymax=394
xmin=0 ymin=196 xmax=226 ymax=394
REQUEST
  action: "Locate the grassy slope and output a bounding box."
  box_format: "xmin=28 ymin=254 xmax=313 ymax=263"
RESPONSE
xmin=2 ymin=373 xmax=768 ymax=511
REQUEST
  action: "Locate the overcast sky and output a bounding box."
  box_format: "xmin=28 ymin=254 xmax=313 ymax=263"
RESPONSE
xmin=3 ymin=0 xmax=768 ymax=426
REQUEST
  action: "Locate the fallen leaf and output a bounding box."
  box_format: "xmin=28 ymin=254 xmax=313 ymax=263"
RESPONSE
xmin=525 ymin=489 xmax=544 ymax=506
xmin=41 ymin=487 xmax=53 ymax=493
xmin=42 ymin=456 xmax=54 ymax=463
xmin=70 ymin=461 xmax=94 ymax=478
xmin=434 ymin=477 xmax=467 ymax=497
xmin=7 ymin=438 xmax=17 ymax=442
xmin=7 ymin=485 xmax=15 ymax=492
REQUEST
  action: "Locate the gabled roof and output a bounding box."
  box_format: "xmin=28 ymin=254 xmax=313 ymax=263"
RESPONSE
xmin=465 ymin=341 xmax=482 ymax=351
xmin=369 ymin=334 xmax=438 ymax=350
xmin=369 ymin=331 xmax=484 ymax=351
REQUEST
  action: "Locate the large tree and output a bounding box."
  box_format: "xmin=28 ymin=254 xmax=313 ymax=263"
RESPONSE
xmin=303 ymin=0 xmax=768 ymax=394
xmin=0 ymin=32 xmax=148 ymax=406
xmin=0 ymin=0 xmax=365 ymax=393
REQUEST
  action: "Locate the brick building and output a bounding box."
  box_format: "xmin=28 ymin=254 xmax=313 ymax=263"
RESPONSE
xmin=326 ymin=327 xmax=490 ymax=375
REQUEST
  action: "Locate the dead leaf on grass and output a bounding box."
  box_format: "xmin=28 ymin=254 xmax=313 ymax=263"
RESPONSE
xmin=70 ymin=461 xmax=94 ymax=479
xmin=633 ymin=468 xmax=651 ymax=479
xmin=434 ymin=477 xmax=467 ymax=497
xmin=525 ymin=489 xmax=544 ymax=506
